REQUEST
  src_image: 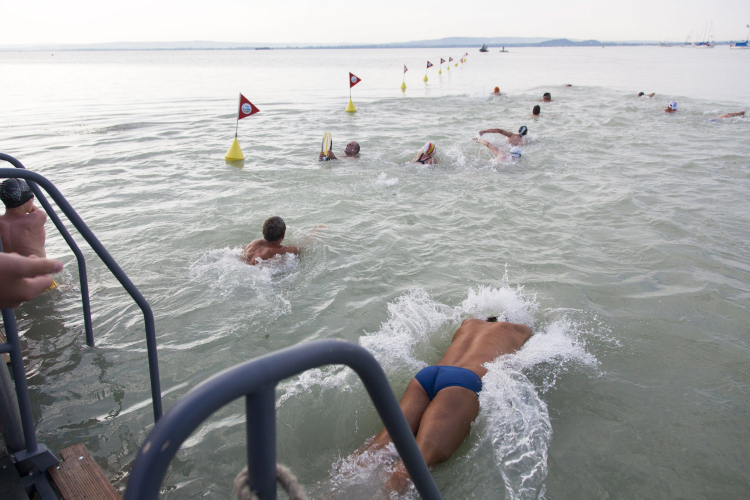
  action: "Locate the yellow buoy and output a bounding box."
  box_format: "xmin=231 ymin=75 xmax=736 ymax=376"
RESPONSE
xmin=345 ymin=98 xmax=357 ymax=112
xmin=447 ymin=66 xmax=450 ymax=71
xmin=224 ymin=137 xmax=245 ymax=161
xmin=439 ymin=69 xmax=442 ymax=74
xmin=400 ymin=81 xmax=406 ymax=91
xmin=423 ymin=75 xmax=428 ymax=82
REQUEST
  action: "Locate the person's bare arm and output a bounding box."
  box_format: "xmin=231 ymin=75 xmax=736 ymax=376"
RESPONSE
xmin=0 ymin=253 xmax=62 ymax=308
xmin=473 ymin=138 xmax=506 ymax=159
xmin=326 ymin=150 xmax=337 ymax=160
xmin=479 ymin=128 xmax=511 ymax=138
xmin=295 ymin=225 xmax=327 ymax=249
xmin=647 ymin=93 xmax=655 ymax=98
xmin=716 ymin=111 xmax=746 ymax=119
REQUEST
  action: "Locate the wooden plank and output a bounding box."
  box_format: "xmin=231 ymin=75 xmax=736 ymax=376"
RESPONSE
xmin=0 ymin=330 xmax=10 ymax=364
xmin=48 ymin=443 xmax=122 ymax=500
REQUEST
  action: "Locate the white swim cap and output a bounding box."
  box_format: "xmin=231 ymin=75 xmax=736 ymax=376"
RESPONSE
xmin=669 ymin=101 xmax=678 ymax=110
xmin=510 ymin=147 xmax=522 ymax=157
xmin=423 ymin=142 xmax=435 ymax=156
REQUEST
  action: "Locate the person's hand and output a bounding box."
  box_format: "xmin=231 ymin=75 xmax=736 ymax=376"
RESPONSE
xmin=478 ymin=131 xmax=485 ymax=136
xmin=473 ymin=138 xmax=479 ymax=143
xmin=0 ymin=253 xmax=63 ymax=308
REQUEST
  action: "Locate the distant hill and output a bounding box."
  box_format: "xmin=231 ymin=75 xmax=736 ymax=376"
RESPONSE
xmin=0 ymin=37 xmax=649 ymax=52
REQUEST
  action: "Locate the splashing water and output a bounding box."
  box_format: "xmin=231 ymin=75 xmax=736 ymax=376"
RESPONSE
xmin=296 ymin=277 xmax=605 ymax=499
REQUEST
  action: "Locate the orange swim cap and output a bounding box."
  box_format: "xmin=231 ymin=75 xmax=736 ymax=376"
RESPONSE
xmin=494 ymin=87 xmax=500 ymax=93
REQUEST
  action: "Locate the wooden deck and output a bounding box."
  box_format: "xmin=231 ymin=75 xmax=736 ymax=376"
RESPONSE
xmin=48 ymin=443 xmax=122 ymax=500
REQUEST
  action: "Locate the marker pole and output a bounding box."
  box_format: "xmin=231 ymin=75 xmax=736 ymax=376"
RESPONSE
xmin=235 ymin=93 xmax=240 ymax=138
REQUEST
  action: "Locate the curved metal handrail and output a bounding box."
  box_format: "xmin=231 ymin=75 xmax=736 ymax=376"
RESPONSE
xmin=125 ymin=339 xmax=442 ymax=500
xmin=0 ymin=153 xmax=93 ymax=345
xmin=0 ymin=165 xmax=162 ymax=421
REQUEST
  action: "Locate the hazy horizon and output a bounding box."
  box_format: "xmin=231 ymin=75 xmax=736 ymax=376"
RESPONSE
xmin=2 ymin=0 xmax=748 ymax=46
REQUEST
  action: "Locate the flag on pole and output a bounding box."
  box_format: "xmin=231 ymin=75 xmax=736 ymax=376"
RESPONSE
xmin=449 ymin=57 xmax=453 ymax=62
xmin=440 ymin=58 xmax=445 ymax=64
xmin=238 ymin=94 xmax=260 ymax=120
xmin=426 ymin=61 xmax=433 ymax=68
xmin=404 ymin=65 xmax=408 ymax=73
xmin=349 ymin=72 xmax=362 ymax=88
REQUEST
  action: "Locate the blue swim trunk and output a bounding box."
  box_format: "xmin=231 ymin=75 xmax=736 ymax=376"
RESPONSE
xmin=414 ymin=365 xmax=483 ymax=400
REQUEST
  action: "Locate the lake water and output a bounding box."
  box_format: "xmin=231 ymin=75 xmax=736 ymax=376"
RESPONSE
xmin=1 ymin=46 xmax=749 ymax=499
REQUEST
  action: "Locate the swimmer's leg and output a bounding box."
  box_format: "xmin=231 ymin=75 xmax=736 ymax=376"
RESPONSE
xmin=385 ymin=386 xmax=480 ymax=493
xmin=368 ymin=379 xmax=431 ymax=449
xmin=473 ymin=137 xmax=504 ymax=158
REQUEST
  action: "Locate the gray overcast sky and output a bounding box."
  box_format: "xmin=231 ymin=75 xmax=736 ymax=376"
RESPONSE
xmin=2 ymin=0 xmax=749 ymax=45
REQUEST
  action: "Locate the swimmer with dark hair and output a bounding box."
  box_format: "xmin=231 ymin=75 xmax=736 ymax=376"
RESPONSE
xmin=713 ymin=110 xmax=745 ymax=119
xmin=638 ymin=92 xmax=656 ymax=98
xmin=344 ymin=141 xmax=360 ymax=157
xmin=473 ymin=138 xmax=522 ymax=161
xmin=243 ymin=216 xmax=299 ymax=264
xmin=532 ymin=105 xmax=541 ymax=116
xmin=478 ymin=126 xmax=528 ymax=146
xmin=491 ymin=87 xmax=501 ymax=96
xmin=413 ymin=142 xmax=437 ymax=165
xmin=540 ymin=92 xmax=552 ymax=102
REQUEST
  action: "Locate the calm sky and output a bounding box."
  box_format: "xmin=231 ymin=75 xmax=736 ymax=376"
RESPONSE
xmin=2 ymin=0 xmax=749 ymax=45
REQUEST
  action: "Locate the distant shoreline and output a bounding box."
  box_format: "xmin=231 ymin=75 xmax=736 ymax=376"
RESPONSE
xmin=1 ymin=37 xmax=739 ymax=52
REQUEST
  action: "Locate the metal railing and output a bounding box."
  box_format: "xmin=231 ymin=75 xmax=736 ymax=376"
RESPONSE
xmin=125 ymin=339 xmax=443 ymax=500
xmin=0 ymin=158 xmax=163 ymax=422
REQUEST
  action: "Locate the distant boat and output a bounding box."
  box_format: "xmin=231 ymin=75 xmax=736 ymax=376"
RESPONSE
xmin=730 ymin=24 xmax=750 ymax=49
xmin=694 ymin=22 xmax=715 ymax=48
xmin=499 ymin=46 xmax=509 ymax=52
xmin=479 ymin=44 xmax=489 ymax=52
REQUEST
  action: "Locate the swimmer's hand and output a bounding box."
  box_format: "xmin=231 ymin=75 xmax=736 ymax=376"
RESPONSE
xmin=478 ymin=131 xmax=485 ymax=136
xmin=0 ymin=253 xmax=63 ymax=308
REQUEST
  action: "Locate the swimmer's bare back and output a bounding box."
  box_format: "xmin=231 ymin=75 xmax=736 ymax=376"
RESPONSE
xmin=0 ymin=205 xmax=47 ymax=258
xmin=242 ymin=239 xmax=299 ymax=265
xmin=437 ymin=319 xmax=532 ymax=377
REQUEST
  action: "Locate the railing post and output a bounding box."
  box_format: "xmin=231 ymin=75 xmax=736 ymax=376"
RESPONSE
xmin=246 ymin=385 xmax=277 ymax=500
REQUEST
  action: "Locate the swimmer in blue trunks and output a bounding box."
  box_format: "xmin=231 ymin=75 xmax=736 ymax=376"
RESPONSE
xmin=362 ymin=317 xmax=533 ymax=493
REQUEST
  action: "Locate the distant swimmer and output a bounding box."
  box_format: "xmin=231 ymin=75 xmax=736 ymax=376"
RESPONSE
xmin=638 ymin=92 xmax=656 ymax=98
xmin=540 ymin=92 xmax=552 ymax=102
xmin=665 ymin=101 xmax=678 ymax=113
xmin=344 ymin=141 xmax=361 ymax=157
xmin=491 ymin=87 xmax=501 ymax=96
xmin=0 ymin=179 xmax=47 ymax=259
xmin=414 ymin=142 xmax=437 ymax=165
xmin=473 ymin=138 xmax=521 ymax=161
xmin=478 ymin=125 xmax=528 ymax=146
xmin=564 ymin=84 xmax=572 ymax=87
xmin=713 ymin=110 xmax=745 ymax=119
xmin=532 ymin=105 xmax=541 ymax=116
xmin=355 ymin=318 xmax=533 ymax=494
xmin=243 ymin=216 xmax=299 ymax=265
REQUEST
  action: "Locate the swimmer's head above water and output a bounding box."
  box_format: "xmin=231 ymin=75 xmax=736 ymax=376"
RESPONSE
xmin=344 ymin=141 xmax=360 ymax=157
xmin=542 ymin=92 xmax=552 ymax=102
xmin=0 ymin=178 xmax=34 ymax=209
xmin=414 ymin=142 xmax=436 ymax=164
xmin=262 ymin=216 xmax=286 ymax=242
xmin=510 ymin=146 xmax=522 ymax=158
xmin=486 ymin=316 xmax=498 ymax=322
xmin=518 ymin=126 xmax=528 ymax=136
xmin=532 ymin=105 xmax=540 ymax=116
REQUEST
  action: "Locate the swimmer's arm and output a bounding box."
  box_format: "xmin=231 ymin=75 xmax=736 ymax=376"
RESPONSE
xmin=479 ymin=128 xmax=511 ymax=138
xmin=647 ymin=93 xmax=655 ymax=98
xmin=718 ymin=111 xmax=745 ymax=119
xmin=326 ymin=150 xmax=337 ymax=160
xmin=294 ymin=225 xmax=327 ymax=250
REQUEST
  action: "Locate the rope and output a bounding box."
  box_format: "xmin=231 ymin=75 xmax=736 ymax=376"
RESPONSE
xmin=234 ymin=464 xmax=309 ymax=500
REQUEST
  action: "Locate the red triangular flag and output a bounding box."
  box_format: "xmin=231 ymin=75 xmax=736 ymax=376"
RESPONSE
xmin=404 ymin=65 xmax=408 ymax=73
xmin=349 ymin=72 xmax=361 ymax=88
xmin=440 ymin=58 xmax=445 ymax=64
xmin=238 ymin=94 xmax=259 ymax=120
xmin=449 ymin=57 xmax=453 ymax=62
xmin=426 ymin=61 xmax=433 ymax=68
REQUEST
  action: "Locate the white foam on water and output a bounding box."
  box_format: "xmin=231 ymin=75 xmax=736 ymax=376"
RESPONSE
xmin=374 ymin=172 xmax=399 ymax=187
xmin=292 ymin=274 xmax=606 ymax=498
xmin=188 ymin=247 xmax=298 ymax=316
